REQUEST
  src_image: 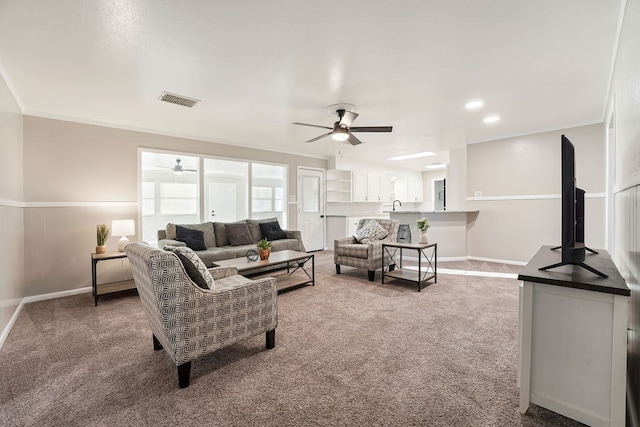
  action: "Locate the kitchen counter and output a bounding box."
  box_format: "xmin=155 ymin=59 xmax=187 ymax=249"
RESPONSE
xmin=388 ymin=210 xmax=479 ymax=259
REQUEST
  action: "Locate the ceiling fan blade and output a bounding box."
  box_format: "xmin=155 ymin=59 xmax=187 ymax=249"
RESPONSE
xmin=184 ymin=168 xmax=198 ymax=172
xmin=305 ymin=132 xmax=333 ymax=143
xmin=347 ymin=133 xmax=364 ymax=146
xmin=349 ymin=126 xmax=393 ymax=133
xmin=339 ymin=111 xmax=358 ymax=128
xmin=292 ymin=122 xmax=332 ymax=130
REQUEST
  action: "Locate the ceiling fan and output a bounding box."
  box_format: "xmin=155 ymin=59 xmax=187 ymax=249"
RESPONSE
xmin=162 ymin=158 xmax=197 ymax=175
xmin=293 ymin=106 xmax=392 ymax=146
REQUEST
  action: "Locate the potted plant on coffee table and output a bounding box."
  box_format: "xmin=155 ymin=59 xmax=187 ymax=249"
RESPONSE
xmin=96 ymin=224 xmax=110 ymax=254
xmin=416 ymin=217 xmax=430 ymax=244
xmin=257 ymin=238 xmax=272 ymax=260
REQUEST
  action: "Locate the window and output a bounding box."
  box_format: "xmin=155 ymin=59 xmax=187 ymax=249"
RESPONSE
xmin=140 ymin=151 xmax=288 ymax=243
xmin=141 ymin=182 xmax=154 ymax=216
xmin=251 ymin=163 xmax=287 ymax=224
xmin=160 ymin=183 xmax=197 ymax=215
xmin=252 ymin=186 xmax=273 ymax=212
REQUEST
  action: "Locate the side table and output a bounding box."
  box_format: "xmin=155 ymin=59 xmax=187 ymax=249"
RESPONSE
xmin=91 ymin=251 xmax=136 ymax=306
xmin=382 ymin=242 xmax=437 ymax=292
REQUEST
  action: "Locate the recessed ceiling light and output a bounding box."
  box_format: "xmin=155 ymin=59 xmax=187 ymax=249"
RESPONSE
xmin=465 ymin=100 xmax=484 ymax=110
xmin=424 ymin=163 xmax=446 ymax=170
xmin=483 ymin=115 xmax=500 ymax=124
xmin=388 ymin=151 xmax=436 ymax=161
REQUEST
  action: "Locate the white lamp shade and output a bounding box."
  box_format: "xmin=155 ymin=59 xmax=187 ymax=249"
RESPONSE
xmin=112 ymin=219 xmax=135 ymax=252
xmin=112 ymin=219 xmax=135 ymax=237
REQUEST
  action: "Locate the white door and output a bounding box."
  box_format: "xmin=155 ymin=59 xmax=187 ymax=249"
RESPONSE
xmin=298 ymin=168 xmax=325 ymax=251
xmin=209 ymin=183 xmax=236 ymax=222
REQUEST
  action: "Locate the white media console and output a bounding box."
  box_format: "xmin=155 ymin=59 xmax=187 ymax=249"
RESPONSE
xmin=518 ymin=246 xmax=629 ymax=427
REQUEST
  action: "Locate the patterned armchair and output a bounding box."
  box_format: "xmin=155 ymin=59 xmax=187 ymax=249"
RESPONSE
xmin=334 ymin=218 xmax=400 ymax=281
xmin=125 ymin=243 xmax=277 ymax=388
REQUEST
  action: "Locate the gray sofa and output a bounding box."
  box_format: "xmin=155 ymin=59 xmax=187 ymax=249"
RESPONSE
xmin=158 ymin=218 xmax=306 ymax=267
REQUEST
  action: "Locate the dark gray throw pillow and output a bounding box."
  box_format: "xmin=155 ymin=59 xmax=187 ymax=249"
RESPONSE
xmin=176 ymin=225 xmax=207 ymax=251
xmin=259 ymin=221 xmax=287 ymax=241
xmin=226 ymin=222 xmax=254 ymax=246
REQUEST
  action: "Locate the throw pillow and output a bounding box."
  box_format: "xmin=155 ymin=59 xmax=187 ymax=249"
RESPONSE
xmin=353 ymin=219 xmax=389 ymax=244
xmin=259 ymin=221 xmax=287 ymax=241
xmin=225 ymin=222 xmax=254 ymax=246
xmin=164 ymin=246 xmax=215 ymax=290
xmin=176 ymin=225 xmax=207 ymax=251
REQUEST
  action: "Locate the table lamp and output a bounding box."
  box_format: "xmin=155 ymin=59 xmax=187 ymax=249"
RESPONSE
xmin=112 ymin=219 xmax=135 ymax=252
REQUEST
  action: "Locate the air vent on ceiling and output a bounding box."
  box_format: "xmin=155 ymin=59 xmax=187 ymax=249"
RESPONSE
xmin=159 ymin=92 xmax=200 ymax=108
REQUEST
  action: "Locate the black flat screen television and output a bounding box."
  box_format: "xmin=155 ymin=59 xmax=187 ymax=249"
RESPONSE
xmin=539 ymin=135 xmax=607 ymax=277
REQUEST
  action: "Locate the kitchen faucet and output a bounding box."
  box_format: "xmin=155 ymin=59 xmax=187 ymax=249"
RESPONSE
xmin=392 ymin=199 xmax=401 ymax=211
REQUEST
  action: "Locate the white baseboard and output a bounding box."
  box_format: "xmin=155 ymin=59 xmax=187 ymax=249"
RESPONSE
xmin=0 ymin=286 xmax=91 ymax=350
xmin=0 ymin=299 xmax=25 ymax=350
xmin=466 ymin=256 xmax=527 ymax=266
xmin=22 ymin=286 xmax=91 ymax=304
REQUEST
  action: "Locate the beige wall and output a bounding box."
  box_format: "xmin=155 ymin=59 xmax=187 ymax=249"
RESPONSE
xmin=0 ymin=71 xmax=24 ymax=337
xmin=22 ymin=116 xmax=326 ymax=295
xmin=466 ymin=123 xmax=606 ymax=263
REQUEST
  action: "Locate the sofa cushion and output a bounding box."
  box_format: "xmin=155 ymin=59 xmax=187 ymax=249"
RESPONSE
xmin=176 ymin=225 xmax=207 ymax=251
xmin=335 ymin=243 xmax=369 ymax=259
xmin=354 ymin=219 xmax=389 ymax=244
xmin=167 ymin=222 xmax=216 ymax=248
xmin=246 ymin=217 xmax=279 ymax=242
xmin=259 ymin=221 xmax=287 ymax=241
xmin=214 ymin=220 xmax=247 ymax=247
xmin=226 ymin=222 xmax=254 ymax=246
xmin=164 ymin=246 xmax=215 ymax=289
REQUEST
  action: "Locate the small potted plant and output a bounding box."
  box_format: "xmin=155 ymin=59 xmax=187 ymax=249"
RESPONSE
xmin=96 ymin=224 xmax=110 ymax=254
xmin=257 ymin=238 xmax=272 ymax=260
xmin=416 ymin=217 xmax=430 ymax=244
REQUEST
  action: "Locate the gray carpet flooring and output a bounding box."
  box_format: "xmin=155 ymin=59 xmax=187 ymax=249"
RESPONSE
xmin=0 ymin=251 xmax=584 ymax=426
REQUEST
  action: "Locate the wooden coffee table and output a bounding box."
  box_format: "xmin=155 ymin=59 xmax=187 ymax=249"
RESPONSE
xmin=212 ymin=250 xmax=314 ymax=292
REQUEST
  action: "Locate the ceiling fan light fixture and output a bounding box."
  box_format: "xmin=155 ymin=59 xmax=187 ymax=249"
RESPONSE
xmin=332 ymin=127 xmax=349 ymax=141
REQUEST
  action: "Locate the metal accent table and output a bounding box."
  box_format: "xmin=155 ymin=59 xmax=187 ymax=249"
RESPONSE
xmin=382 ymin=242 xmax=437 ymax=291
xmin=91 ymin=251 xmax=136 ymax=306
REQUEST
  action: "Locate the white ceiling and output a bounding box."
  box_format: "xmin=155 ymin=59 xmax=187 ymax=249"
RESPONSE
xmin=0 ymin=1 xmax=622 ymax=171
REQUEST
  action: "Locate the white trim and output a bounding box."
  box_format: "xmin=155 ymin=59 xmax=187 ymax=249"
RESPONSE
xmin=613 ymin=172 xmax=640 ymax=194
xmin=22 ymin=287 xmax=91 ymax=304
xmin=466 ymin=193 xmax=605 ymax=202
xmin=1 ymin=199 xmax=139 ymax=208
xmin=466 ymin=256 xmax=527 ymax=266
xmin=0 ymin=62 xmax=25 ymax=112
xmin=25 ymin=201 xmax=137 ymax=208
xmin=0 ymin=198 xmax=24 ymax=208
xmin=0 ymin=287 xmax=92 ymax=350
xmin=0 ymin=299 xmax=25 ymax=350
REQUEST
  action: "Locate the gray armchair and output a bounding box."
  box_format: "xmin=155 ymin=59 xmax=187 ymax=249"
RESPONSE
xmin=125 ymin=242 xmax=277 ymax=388
xmin=334 ymin=218 xmax=400 ymax=281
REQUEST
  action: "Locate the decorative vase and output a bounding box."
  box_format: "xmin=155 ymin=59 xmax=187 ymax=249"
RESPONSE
xmin=418 ymin=231 xmax=428 ymax=244
xmin=96 ymin=245 xmax=107 ymax=254
xmin=258 ymin=248 xmax=271 ymax=260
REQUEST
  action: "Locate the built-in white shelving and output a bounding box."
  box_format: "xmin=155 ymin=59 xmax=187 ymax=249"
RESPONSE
xmin=327 ymin=169 xmax=352 ymax=202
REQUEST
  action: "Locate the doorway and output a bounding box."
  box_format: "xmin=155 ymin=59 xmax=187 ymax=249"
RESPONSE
xmin=209 ymin=183 xmax=237 ymax=222
xmin=434 ymin=179 xmax=446 ymax=211
xmin=297 ymin=168 xmax=325 ymax=251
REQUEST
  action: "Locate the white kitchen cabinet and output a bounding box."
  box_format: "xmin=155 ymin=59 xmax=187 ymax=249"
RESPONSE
xmin=380 ymin=175 xmax=394 ymax=202
xmin=394 ymin=179 xmax=408 ymax=202
xmin=367 ymin=175 xmax=381 ymax=202
xmin=352 ymin=173 xmax=368 ymax=202
xmin=408 ymin=178 xmax=423 ymax=202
